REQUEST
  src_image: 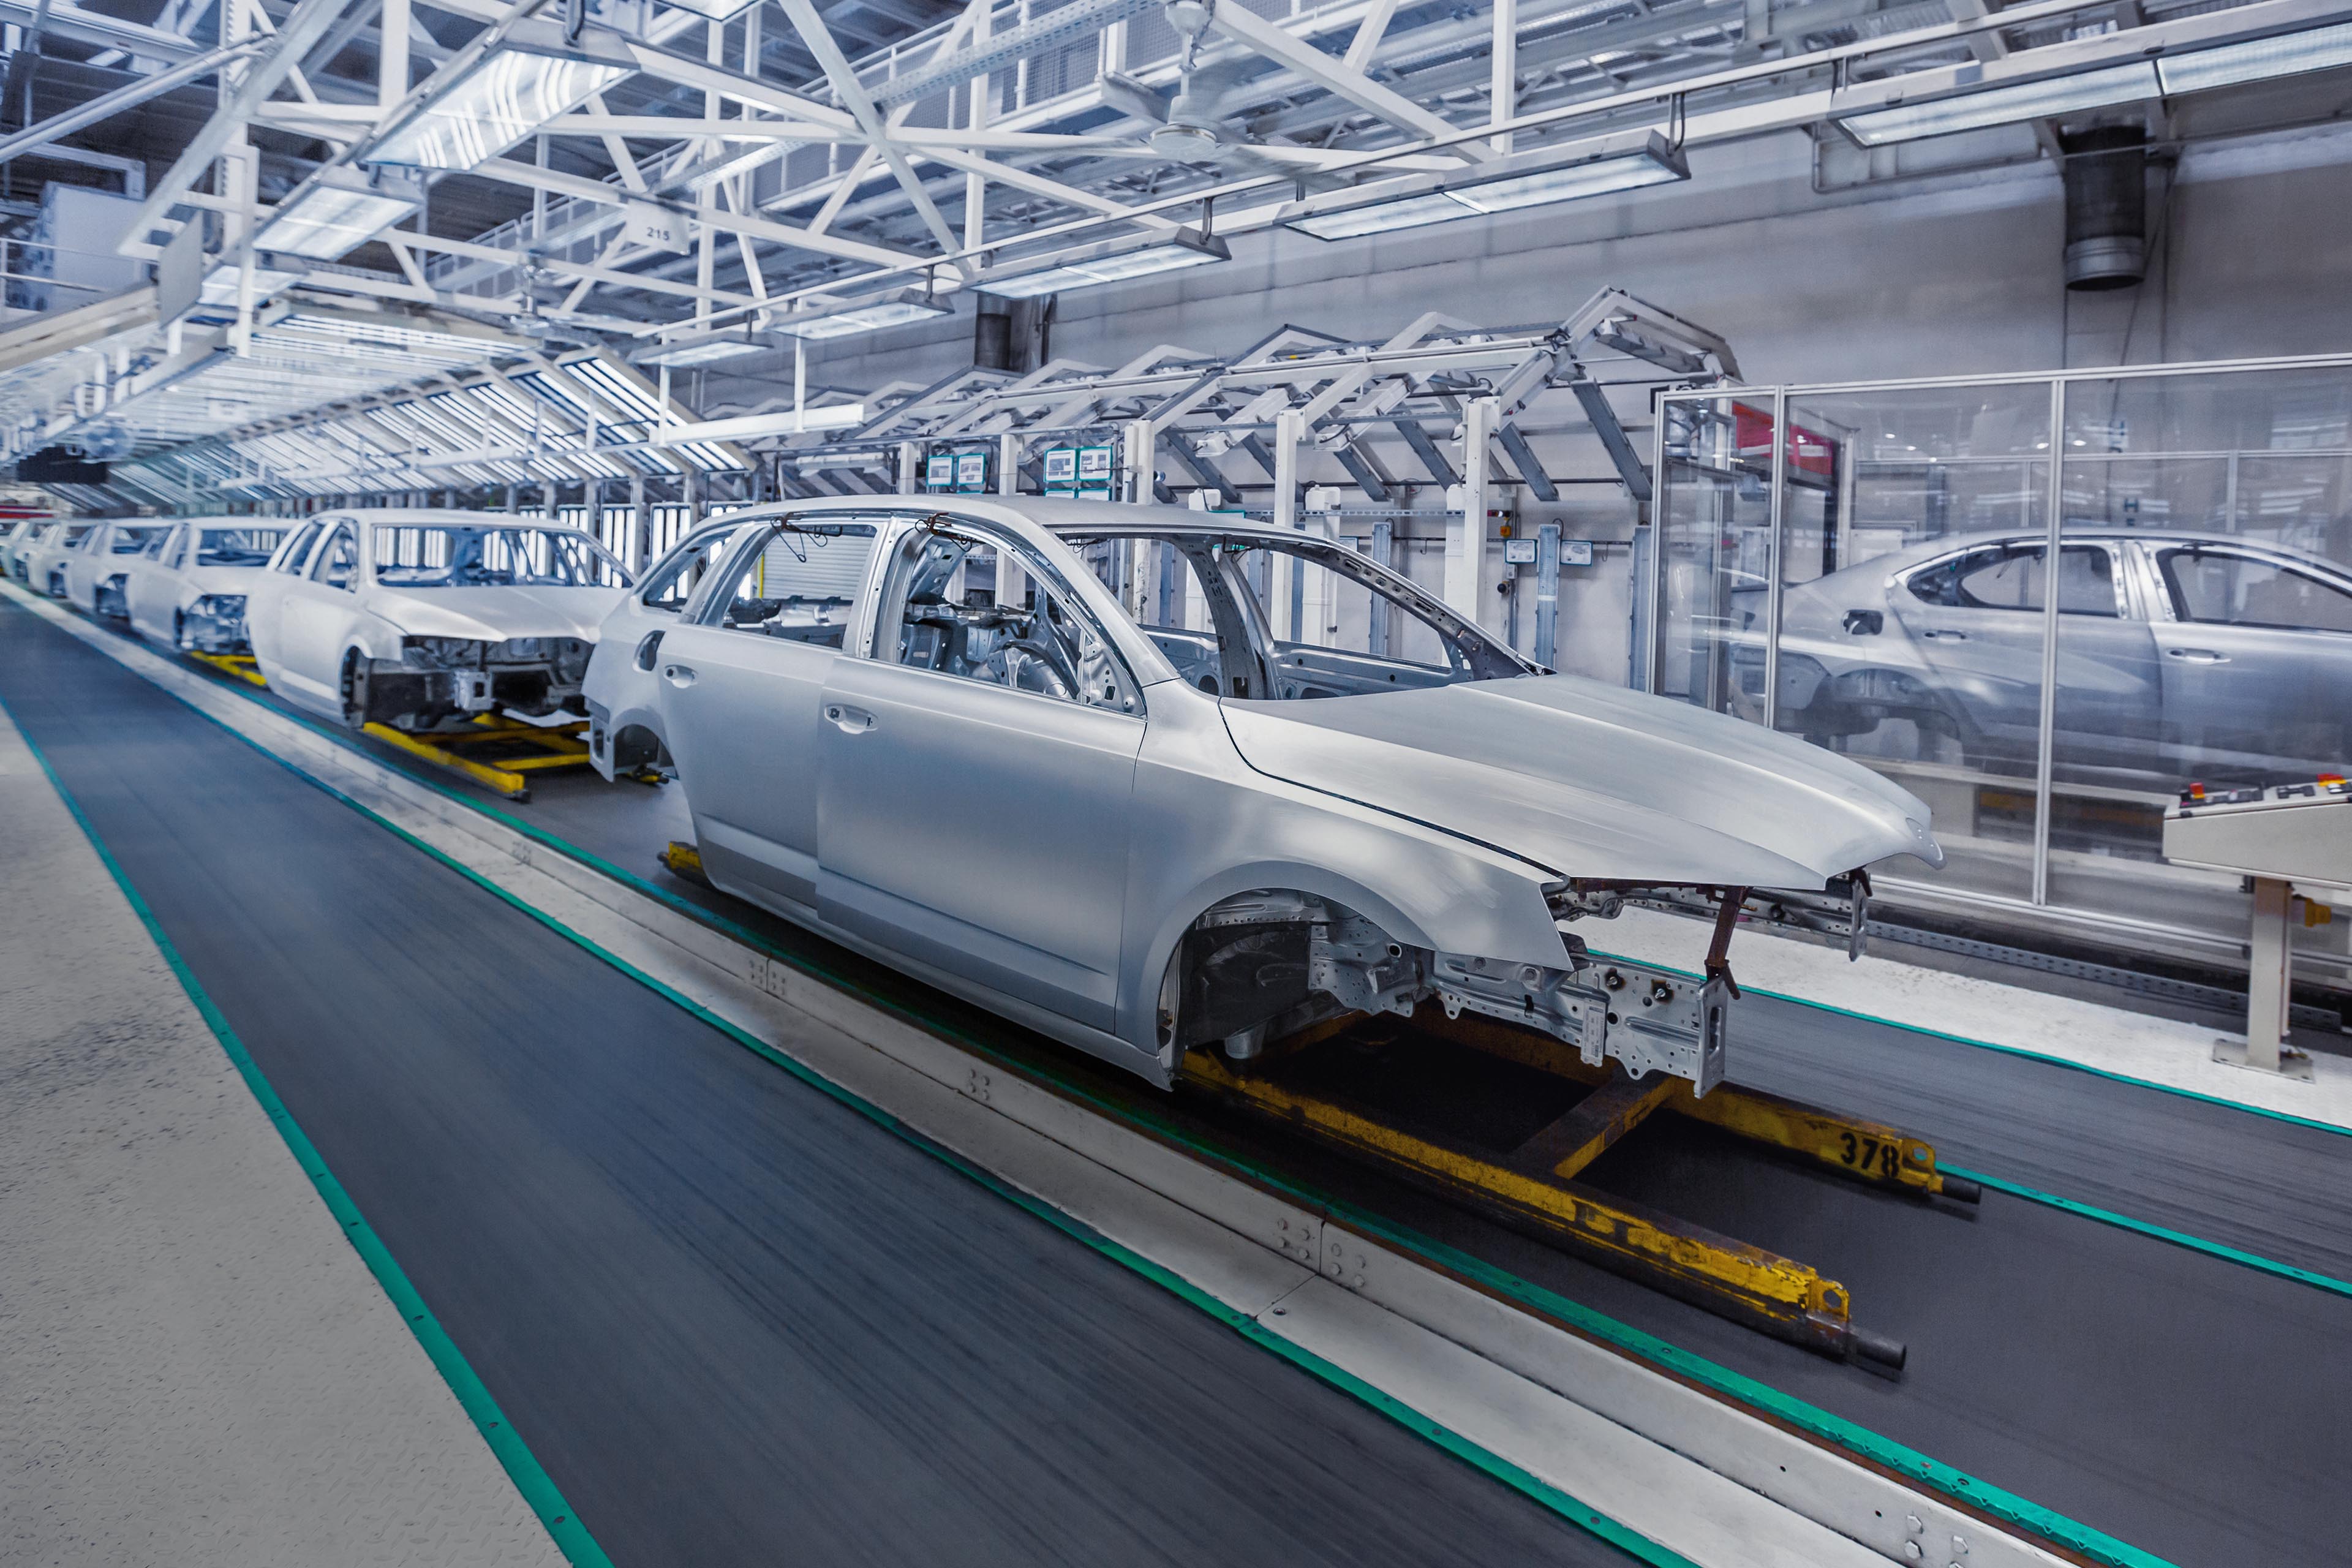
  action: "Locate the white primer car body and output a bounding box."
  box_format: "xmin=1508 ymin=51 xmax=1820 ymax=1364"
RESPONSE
xmin=586 ymin=496 xmax=1944 ymax=1095
xmin=23 ymin=520 xmax=96 ymax=597
xmin=63 ymin=519 xmax=173 ymax=620
xmin=246 ymin=509 xmax=631 ymax=730
xmin=6 ymin=520 xmax=53 ymax=582
xmin=0 ymin=518 xmax=47 ymax=576
xmin=582 ymin=517 xmax=761 ymax=782
xmin=114 ymin=518 xmax=293 ymax=652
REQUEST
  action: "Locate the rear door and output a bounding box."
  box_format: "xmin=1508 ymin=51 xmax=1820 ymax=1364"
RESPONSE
xmin=586 ymin=519 xmax=754 ymax=780
xmin=2147 ymin=542 xmax=2352 ymax=776
xmin=816 ymin=520 xmax=1145 ymax=1032
xmin=123 ymin=525 xmax=183 ymax=638
xmin=652 ymin=517 xmax=883 ymax=911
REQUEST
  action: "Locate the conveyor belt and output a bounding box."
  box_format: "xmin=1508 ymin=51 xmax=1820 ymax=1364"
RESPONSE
xmin=22 ymin=602 xmax=2352 ymax=1567
xmin=0 ymin=603 xmax=1640 ymax=1566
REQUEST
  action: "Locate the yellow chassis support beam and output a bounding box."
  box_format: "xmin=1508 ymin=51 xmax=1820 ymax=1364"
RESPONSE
xmin=185 ymin=651 xmax=267 ymax=688
xmin=660 ymin=841 xmax=707 ymax=883
xmin=1179 ymin=1049 xmax=1876 ymax=1361
xmin=1422 ymin=1011 xmax=1974 ymax=1202
xmin=360 ymin=723 xmax=534 ymax=799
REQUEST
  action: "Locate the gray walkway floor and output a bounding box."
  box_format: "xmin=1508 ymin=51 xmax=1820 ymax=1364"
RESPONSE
xmin=0 ymin=704 xmax=563 ymax=1568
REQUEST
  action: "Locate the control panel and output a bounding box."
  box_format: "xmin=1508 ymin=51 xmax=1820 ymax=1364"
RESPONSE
xmin=2164 ymin=774 xmax=2352 ymax=892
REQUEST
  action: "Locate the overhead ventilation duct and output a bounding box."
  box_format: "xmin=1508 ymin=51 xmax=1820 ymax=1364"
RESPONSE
xmin=2061 ymin=125 xmax=2147 ymax=292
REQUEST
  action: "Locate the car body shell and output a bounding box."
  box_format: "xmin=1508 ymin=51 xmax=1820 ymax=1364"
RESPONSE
xmin=116 ymin=518 xmax=295 ymax=652
xmin=63 ymin=519 xmax=175 ymax=620
xmin=1754 ymin=529 xmax=2352 ymax=785
xmin=246 ymin=508 xmax=630 ymax=726
xmin=590 ymin=495 xmax=1941 ymax=1088
xmin=22 ymin=521 xmax=96 ymax=597
xmin=4 ymin=520 xmax=51 ymax=582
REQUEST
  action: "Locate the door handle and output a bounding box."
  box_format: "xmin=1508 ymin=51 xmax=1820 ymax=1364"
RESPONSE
xmin=662 ymin=663 xmax=697 ymax=687
xmin=2166 ymin=647 xmax=2229 ymax=663
xmin=824 ymin=703 xmax=876 ymax=734
xmin=1921 ymin=629 xmax=1968 ymax=641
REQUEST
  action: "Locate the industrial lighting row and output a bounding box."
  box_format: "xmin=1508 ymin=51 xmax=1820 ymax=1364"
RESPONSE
xmin=230 ymin=9 xmax=2352 ymax=344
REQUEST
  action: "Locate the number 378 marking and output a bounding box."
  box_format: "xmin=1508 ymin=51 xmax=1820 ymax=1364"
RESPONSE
xmin=1838 ymin=1130 xmax=1902 ymax=1180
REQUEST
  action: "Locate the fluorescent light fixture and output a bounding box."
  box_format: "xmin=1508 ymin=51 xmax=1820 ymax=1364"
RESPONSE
xmin=255 ymin=174 xmax=420 ymax=260
xmin=1284 ymin=131 xmax=1689 ymax=241
xmin=2158 ymin=18 xmax=2352 ymax=94
xmin=777 ymin=289 xmax=952 ymax=340
xmin=633 ymin=331 xmax=772 ymax=368
xmin=368 ymin=50 xmax=633 ymax=171
xmin=198 ymin=261 xmax=304 ymax=307
xmin=1839 ymin=60 xmax=2158 ymax=146
xmin=656 ymin=0 xmax=763 ymax=17
xmin=979 ymin=228 xmax=1230 ymax=299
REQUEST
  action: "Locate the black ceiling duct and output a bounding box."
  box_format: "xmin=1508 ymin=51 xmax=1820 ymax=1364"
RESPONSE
xmin=15 ymin=447 xmax=110 ymax=486
xmin=2061 ymin=124 xmax=2147 ymax=292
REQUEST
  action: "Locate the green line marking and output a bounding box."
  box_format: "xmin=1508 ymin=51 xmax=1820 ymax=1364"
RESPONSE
xmin=1947 ymin=1164 xmax=2352 ymax=1300
xmin=4 ymin=589 xmax=2185 ymax=1568
xmin=0 ymin=694 xmax=614 ymax=1568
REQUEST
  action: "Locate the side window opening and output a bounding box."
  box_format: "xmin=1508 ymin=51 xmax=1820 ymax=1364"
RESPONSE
xmin=276 ymin=521 xmax=325 ymax=575
xmin=639 ymin=525 xmax=746 ymax=612
xmin=312 ymin=526 xmax=359 ymax=590
xmin=871 ymin=523 xmax=1142 ymax=714
xmin=2162 ymin=547 xmax=2352 ymax=634
xmin=1913 ymin=544 xmax=2117 ymax=616
xmin=704 ymin=519 xmax=879 ymax=647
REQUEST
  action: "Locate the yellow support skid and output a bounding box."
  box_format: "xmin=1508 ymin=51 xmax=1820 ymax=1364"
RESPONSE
xmin=1423 ymin=1010 xmax=1972 ymax=1202
xmin=185 ymin=651 xmax=267 ymax=688
xmin=360 ymin=723 xmax=533 ymax=799
xmin=660 ymin=841 xmax=708 ymax=884
xmin=1180 ymin=1048 xmax=1868 ymax=1359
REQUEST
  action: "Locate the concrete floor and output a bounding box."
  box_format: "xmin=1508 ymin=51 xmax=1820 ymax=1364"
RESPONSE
xmin=0 ymin=703 xmax=564 ymax=1568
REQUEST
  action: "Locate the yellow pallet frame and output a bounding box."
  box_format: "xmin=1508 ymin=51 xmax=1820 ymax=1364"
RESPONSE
xmin=359 ymin=715 xmax=594 ymax=801
xmin=1181 ymin=1008 xmax=1974 ymax=1367
xmin=184 ymin=651 xmax=268 ymax=688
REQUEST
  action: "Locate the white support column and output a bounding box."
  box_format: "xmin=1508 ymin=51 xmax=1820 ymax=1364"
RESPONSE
xmin=1446 ymin=397 xmax=1498 ymax=623
xmin=899 ymin=440 xmax=924 ymax=494
xmin=964 ymin=0 xmax=990 ymax=252
xmin=1271 ymin=409 xmax=1305 ymax=641
xmin=380 ymin=0 xmax=410 ymax=110
xmin=997 ymin=431 xmax=1024 ymax=609
xmin=1124 ymin=418 xmax=1155 ymax=506
xmin=1490 ymin=0 xmax=1517 ymax=155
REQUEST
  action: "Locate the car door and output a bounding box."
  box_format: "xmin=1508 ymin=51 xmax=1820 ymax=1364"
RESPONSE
xmin=123 ymin=525 xmax=183 ymax=639
xmin=585 ymin=519 xmax=755 ymax=781
xmin=273 ymin=521 xmax=363 ymax=704
xmin=246 ymin=519 xmax=325 ymax=674
xmin=654 ymin=516 xmax=884 ymax=910
xmin=816 ymin=519 xmax=1146 ymax=1033
xmin=1890 ymin=539 xmax=2156 ymax=772
xmin=2147 ymin=541 xmax=2352 ymax=775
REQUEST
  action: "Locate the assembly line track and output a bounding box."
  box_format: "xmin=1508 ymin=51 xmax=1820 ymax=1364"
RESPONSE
xmin=0 ymin=603 xmax=1665 ymax=1567
xmin=10 ymin=593 xmax=2352 ymax=1567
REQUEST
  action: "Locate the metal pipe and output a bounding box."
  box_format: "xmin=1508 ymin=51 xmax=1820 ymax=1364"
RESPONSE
xmin=2031 ymin=379 xmax=2067 ymax=906
xmin=1760 ymin=387 xmax=1786 ymax=731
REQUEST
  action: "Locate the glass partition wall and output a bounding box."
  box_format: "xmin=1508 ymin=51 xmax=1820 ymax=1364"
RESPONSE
xmin=1653 ymin=358 xmax=2352 ymax=978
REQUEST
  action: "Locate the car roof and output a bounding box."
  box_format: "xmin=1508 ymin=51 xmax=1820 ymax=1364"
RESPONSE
xmin=709 ymin=493 xmax=1302 ymax=545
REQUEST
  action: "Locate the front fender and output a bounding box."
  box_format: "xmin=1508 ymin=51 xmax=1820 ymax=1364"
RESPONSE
xmin=1118 ymin=687 xmax=1565 ymax=1052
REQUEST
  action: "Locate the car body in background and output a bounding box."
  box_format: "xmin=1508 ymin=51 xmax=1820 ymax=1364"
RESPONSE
xmin=0 ymin=517 xmax=48 ymax=574
xmin=592 ymin=496 xmax=1941 ymax=1094
xmin=246 ymin=510 xmax=632 ymax=731
xmin=108 ymin=518 xmax=292 ymax=652
xmin=62 ymin=520 xmax=173 ymax=619
xmin=1755 ymin=529 xmax=2352 ymax=788
xmin=22 ymin=520 xmax=96 ymax=597
xmin=6 ymin=520 xmax=52 ymax=581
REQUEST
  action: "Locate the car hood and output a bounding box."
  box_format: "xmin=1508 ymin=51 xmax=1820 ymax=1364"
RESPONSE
xmin=180 ymin=564 xmax=274 ymax=597
xmin=1220 ymin=674 xmax=1943 ymax=888
xmin=368 ymin=585 xmax=622 ymax=643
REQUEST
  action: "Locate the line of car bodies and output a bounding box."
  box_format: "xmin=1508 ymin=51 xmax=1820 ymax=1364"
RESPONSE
xmin=16 ymin=499 xmax=1944 ymax=1097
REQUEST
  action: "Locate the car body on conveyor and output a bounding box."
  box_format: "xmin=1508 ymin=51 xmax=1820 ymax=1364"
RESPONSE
xmin=0 ymin=516 xmax=47 ymax=575
xmin=6 ymin=519 xmax=53 ymax=581
xmin=62 ymin=519 xmax=173 ymax=622
xmin=585 ymin=497 xmax=1945 ymax=1093
xmin=22 ymin=519 xmax=96 ymax=597
xmin=1750 ymin=528 xmax=2352 ymax=788
xmin=108 ymin=516 xmax=292 ymax=652
xmin=246 ymin=509 xmax=631 ymax=732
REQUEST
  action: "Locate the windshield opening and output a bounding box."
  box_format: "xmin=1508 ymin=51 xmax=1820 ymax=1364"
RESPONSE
xmin=196 ymin=527 xmax=287 ymax=568
xmin=371 ymin=525 xmax=630 ymax=589
xmin=1066 ymin=530 xmax=1532 ymax=700
xmin=109 ymin=526 xmax=167 ymax=555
